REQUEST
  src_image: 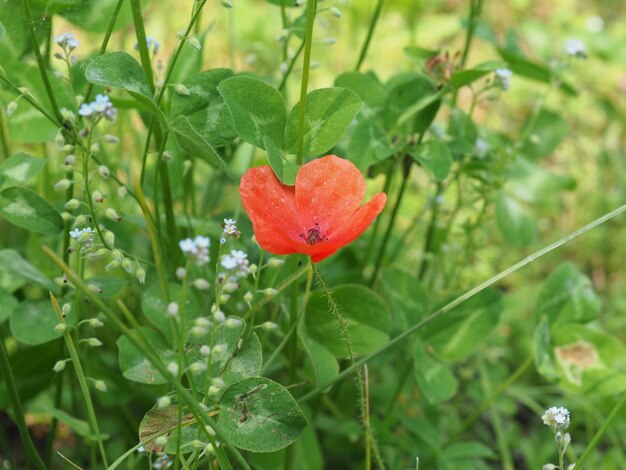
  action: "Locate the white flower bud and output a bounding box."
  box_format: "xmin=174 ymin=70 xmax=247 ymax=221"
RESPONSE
xmin=90 ymin=142 xmax=100 ymax=154
xmin=263 ymin=288 xmax=278 ymax=297
xmin=212 ymin=310 xmax=225 ymax=323
xmin=6 ymin=101 xmax=18 ymax=117
xmin=104 ymin=208 xmax=122 ymax=222
xmin=219 ymin=294 xmax=230 ymax=303
xmin=55 ymin=131 xmax=65 ymax=149
xmin=73 ymin=214 xmax=87 ymax=227
xmin=136 ymin=266 xmax=146 ymax=284
xmin=220 ymin=0 xmax=233 ymax=8
xmin=62 ymin=303 xmax=72 ymax=317
xmin=244 ymin=291 xmax=253 ymax=303
xmin=88 ymin=318 xmax=104 ymax=328
xmin=208 ymin=385 xmax=220 ymax=396
xmin=192 ymin=278 xmax=210 ymax=290
xmin=54 ymin=323 xmax=68 ymax=334
xmin=176 ymin=267 xmax=186 ymax=280
xmin=121 ymin=259 xmax=133 ymax=273
xmin=54 ymin=179 xmax=72 ymax=191
xmin=92 ymin=190 xmax=103 ymax=203
xmin=175 ymin=84 xmax=191 ymax=96
xmin=110 ymin=249 xmax=124 ymax=262
xmin=155 ymin=436 xmax=168 ymax=446
xmin=64 ymin=154 xmax=76 ymax=166
xmin=98 ymin=165 xmax=110 ymax=179
xmin=83 ymin=337 xmax=102 ymax=347
xmin=88 ymin=284 xmax=103 ymax=294
xmin=200 ymin=345 xmax=211 ymax=356
xmin=190 ymin=326 xmax=208 ymax=337
xmin=64 ymin=199 xmax=80 ymax=211
xmin=212 ymin=344 xmax=225 ymax=354
xmin=53 ymin=360 xmax=68 ymax=372
xmin=189 ymin=362 xmax=207 ymax=374
xmin=267 ymin=258 xmax=285 ymax=268
xmin=261 ymin=321 xmax=278 ymax=331
xmin=329 ymin=7 xmax=342 ymax=17
xmin=195 ymin=317 xmax=211 ymax=328
xmin=103 ymin=230 xmax=115 ymax=246
xmin=188 ymin=37 xmax=201 ymax=49
xmin=103 ymin=134 xmax=120 ymax=144
xmin=157 ymin=396 xmax=171 ymax=408
xmin=225 ymin=317 xmax=243 ymax=329
xmin=223 ymin=282 xmax=239 ymax=293
xmin=167 ymin=302 xmax=179 ymax=317
xmin=117 ymin=186 xmax=127 ymax=199
xmin=204 ymin=443 xmax=214 ymax=453
xmin=94 ymin=380 xmax=107 ymax=392
xmin=192 ymin=439 xmax=204 ymax=448
xmin=167 ymin=362 xmax=179 ymax=376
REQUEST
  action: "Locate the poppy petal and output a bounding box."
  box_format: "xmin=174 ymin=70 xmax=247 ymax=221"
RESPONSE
xmin=239 ymin=166 xmax=303 ymax=254
xmin=328 ymin=192 xmax=387 ymax=248
xmin=295 ymin=155 xmax=366 ymax=231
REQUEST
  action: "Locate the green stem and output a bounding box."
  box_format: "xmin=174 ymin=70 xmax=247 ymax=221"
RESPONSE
xmin=312 ymin=262 xmax=384 ymax=470
xmin=477 ymin=357 xmax=514 ymax=470
xmin=575 ymin=392 xmax=626 ymax=468
xmin=364 ymin=160 xmax=396 ymax=266
xmin=300 ymin=203 xmax=626 ymax=402
xmin=355 ymin=0 xmax=385 ymax=71
xmin=84 ymin=0 xmax=126 ymax=102
xmin=417 ymin=182 xmax=443 ymax=281
xmin=129 ymin=0 xmax=155 ymax=93
xmin=0 ymin=108 xmax=9 ymax=160
xmin=370 ymin=157 xmax=411 ymax=286
xmin=49 ymin=294 xmax=109 ymax=467
xmin=295 ymin=0 xmax=317 ymax=165
xmin=278 ymin=41 xmax=304 ymax=92
xmin=460 ymin=0 xmax=482 ymax=68
xmin=0 ymin=333 xmax=47 ymax=470
xmin=22 ymin=0 xmax=62 ymax=122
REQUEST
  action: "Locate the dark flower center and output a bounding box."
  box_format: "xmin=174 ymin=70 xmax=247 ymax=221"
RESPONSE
xmin=300 ymin=224 xmax=327 ymax=245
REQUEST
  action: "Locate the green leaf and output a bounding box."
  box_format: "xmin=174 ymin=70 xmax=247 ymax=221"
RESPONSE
xmin=10 ymin=300 xmax=75 ymax=345
xmin=519 ymin=109 xmax=569 ymax=160
xmin=0 ymin=153 xmax=46 ymax=190
xmin=60 ymin=0 xmax=140 ymax=32
xmin=385 ymin=74 xmax=443 ymax=132
xmin=170 ymin=115 xmax=238 ymax=182
xmin=116 ymin=328 xmax=175 ymax=385
xmin=414 ymin=345 xmax=458 ymax=403
xmin=285 ymin=87 xmax=362 ymax=156
xmin=218 ymin=377 xmax=307 ymax=452
xmin=0 ymin=289 xmax=17 ymax=323
xmin=494 ymin=193 xmax=537 ymax=248
xmin=347 ymin=118 xmax=395 ymax=170
xmin=298 ymin=317 xmax=339 ymax=389
xmin=409 ymin=140 xmax=453 ymax=182
xmin=138 ymin=401 xmax=200 ymax=454
xmin=334 ymin=71 xmax=387 ymax=109
xmin=423 ymin=289 xmax=502 ymax=362
xmin=534 ymin=317 xmax=558 ymax=379
xmin=141 ymin=282 xmax=201 ymax=344
xmin=444 ymin=441 xmax=496 ymax=460
xmin=449 ymin=60 xmax=508 ymax=89
xmin=379 ymin=266 xmax=428 ymax=330
xmin=305 ymin=285 xmax=391 ymax=359
xmin=0 ymin=249 xmax=58 ymax=292
xmin=222 ymin=332 xmax=263 ymax=385
xmin=218 ymin=76 xmax=287 ymax=149
xmin=553 ymin=324 xmax=626 ymax=395
xmin=0 ymin=186 xmax=64 ymax=235
xmin=264 ymin=136 xmax=299 ymax=185
xmin=534 ymin=262 xmax=600 ymax=327
xmin=170 ymin=68 xmax=236 ymax=148
xmin=85 ymin=52 xmax=167 ymax=127
xmin=497 ymin=48 xmax=576 ymax=96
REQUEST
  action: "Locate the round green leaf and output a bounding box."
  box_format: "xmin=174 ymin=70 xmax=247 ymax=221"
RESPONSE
xmin=0 ymin=186 xmax=64 ymax=235
xmin=0 ymin=289 xmax=18 ymax=323
xmin=116 ymin=328 xmax=175 ymax=385
xmin=10 ymin=300 xmax=75 ymax=345
xmin=285 ymin=87 xmax=362 ymax=156
xmin=218 ymin=377 xmax=307 ymax=452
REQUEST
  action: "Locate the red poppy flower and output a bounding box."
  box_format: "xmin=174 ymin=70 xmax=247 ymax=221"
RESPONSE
xmin=239 ymin=155 xmax=387 ymax=263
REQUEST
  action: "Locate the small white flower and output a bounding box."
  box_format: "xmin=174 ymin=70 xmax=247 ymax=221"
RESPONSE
xmin=220 ymin=250 xmax=250 ymax=277
xmin=54 ymin=32 xmax=79 ymax=51
xmin=564 ymin=38 xmax=587 ymax=59
xmin=495 ymin=68 xmax=512 ymax=91
xmin=542 ymin=406 xmax=571 ymax=430
xmin=167 ymin=362 xmax=179 ymax=376
xmin=179 ymin=236 xmax=211 ymax=265
xmin=167 ymin=302 xmax=179 ymax=317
